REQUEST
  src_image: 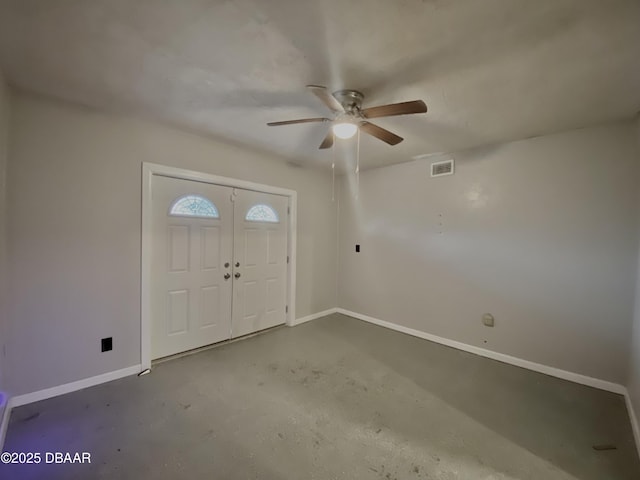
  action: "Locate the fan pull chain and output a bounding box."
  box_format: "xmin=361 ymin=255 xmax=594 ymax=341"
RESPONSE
xmin=355 ymin=127 xmax=360 ymax=199
xmin=331 ymin=131 xmax=336 ymax=202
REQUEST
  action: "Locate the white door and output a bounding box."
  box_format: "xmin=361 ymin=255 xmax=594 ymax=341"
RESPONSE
xmin=232 ymin=190 xmax=289 ymax=338
xmin=151 ymin=176 xmax=234 ymax=359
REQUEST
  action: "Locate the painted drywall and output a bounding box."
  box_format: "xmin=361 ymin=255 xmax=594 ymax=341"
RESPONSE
xmin=628 ymin=115 xmax=640 ymax=438
xmin=338 ymin=122 xmax=640 ymax=384
xmin=0 ymin=71 xmax=9 ymax=399
xmin=6 ymin=92 xmax=337 ymax=396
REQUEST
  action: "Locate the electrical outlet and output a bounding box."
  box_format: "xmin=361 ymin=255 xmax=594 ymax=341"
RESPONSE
xmin=482 ymin=314 xmax=495 ymax=327
xmin=101 ymin=337 xmax=113 ymax=352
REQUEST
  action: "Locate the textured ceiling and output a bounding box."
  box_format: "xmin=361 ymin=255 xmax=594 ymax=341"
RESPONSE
xmin=1 ymin=0 xmax=639 ymax=170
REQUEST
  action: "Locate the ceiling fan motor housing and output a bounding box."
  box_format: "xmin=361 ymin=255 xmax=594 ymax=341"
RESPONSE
xmin=332 ymin=89 xmax=364 ymax=114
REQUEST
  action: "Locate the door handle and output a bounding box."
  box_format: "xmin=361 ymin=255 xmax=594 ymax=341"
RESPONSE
xmin=224 ymin=262 xmax=230 ymax=268
xmin=234 ymin=272 xmax=241 ymax=279
xmin=224 ymin=273 xmax=231 ymax=280
xmin=235 ymin=262 xmax=240 ymax=267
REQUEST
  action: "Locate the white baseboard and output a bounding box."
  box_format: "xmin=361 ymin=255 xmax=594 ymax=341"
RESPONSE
xmin=625 ymin=392 xmax=640 ymax=459
xmin=10 ymin=365 xmax=142 ymax=408
xmin=290 ymin=308 xmax=338 ymax=327
xmin=336 ymin=308 xmax=626 ymax=395
xmin=0 ymin=393 xmax=10 ymax=452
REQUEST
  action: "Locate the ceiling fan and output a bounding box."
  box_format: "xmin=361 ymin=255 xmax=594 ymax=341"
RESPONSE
xmin=267 ymin=85 xmax=427 ymax=149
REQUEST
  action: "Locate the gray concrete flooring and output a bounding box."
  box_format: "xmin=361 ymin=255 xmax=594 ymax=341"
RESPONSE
xmin=2 ymin=313 xmax=639 ymax=479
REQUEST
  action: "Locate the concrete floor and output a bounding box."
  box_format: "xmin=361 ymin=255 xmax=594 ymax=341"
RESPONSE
xmin=2 ymin=313 xmax=639 ymax=479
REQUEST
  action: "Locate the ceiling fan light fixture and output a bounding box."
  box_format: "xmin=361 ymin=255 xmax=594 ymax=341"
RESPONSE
xmin=266 ymin=85 xmax=427 ymax=148
xmin=333 ymin=121 xmax=358 ymax=139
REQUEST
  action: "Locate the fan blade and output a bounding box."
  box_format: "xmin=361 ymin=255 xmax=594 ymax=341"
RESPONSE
xmin=319 ymin=130 xmax=334 ymax=149
xmin=267 ymin=117 xmax=330 ymax=126
xmin=359 ymin=121 xmax=403 ymax=145
xmin=362 ymin=100 xmax=427 ymax=119
xmin=307 ymin=85 xmax=344 ymax=113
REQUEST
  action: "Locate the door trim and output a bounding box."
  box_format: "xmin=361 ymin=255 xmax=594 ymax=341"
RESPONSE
xmin=141 ymin=162 xmax=297 ymax=370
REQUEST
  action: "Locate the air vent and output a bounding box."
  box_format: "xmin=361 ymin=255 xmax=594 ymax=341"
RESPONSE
xmin=431 ymin=159 xmax=454 ymax=177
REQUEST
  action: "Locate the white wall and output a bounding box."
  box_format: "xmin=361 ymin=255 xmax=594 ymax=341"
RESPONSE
xmin=338 ymin=122 xmax=640 ymax=384
xmin=6 ymin=92 xmax=338 ymax=396
xmin=0 ymin=71 xmax=9 ymax=398
xmin=628 ymin=115 xmax=640 ymax=438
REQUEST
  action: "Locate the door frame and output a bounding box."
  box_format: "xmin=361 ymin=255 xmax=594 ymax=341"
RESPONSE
xmin=141 ymin=162 xmax=297 ymax=370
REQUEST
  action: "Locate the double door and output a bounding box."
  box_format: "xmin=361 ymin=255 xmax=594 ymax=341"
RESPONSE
xmin=151 ymin=175 xmax=288 ymax=360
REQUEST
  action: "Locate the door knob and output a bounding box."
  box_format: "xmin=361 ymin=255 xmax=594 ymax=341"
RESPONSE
xmin=224 ymin=273 xmax=231 ymax=280
xmin=235 ymin=262 xmax=240 ymax=267
xmin=234 ymin=272 xmax=241 ymax=279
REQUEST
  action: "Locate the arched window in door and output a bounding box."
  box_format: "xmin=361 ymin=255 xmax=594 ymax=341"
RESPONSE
xmin=245 ymin=204 xmax=279 ymax=223
xmin=169 ymin=195 xmax=219 ymax=218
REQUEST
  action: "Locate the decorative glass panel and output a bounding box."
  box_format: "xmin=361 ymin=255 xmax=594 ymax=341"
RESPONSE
xmin=170 ymin=195 xmax=219 ymax=218
xmin=245 ymin=204 xmax=279 ymax=223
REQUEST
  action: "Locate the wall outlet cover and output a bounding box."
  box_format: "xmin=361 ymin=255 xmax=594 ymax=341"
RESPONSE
xmin=482 ymin=313 xmax=495 ymax=327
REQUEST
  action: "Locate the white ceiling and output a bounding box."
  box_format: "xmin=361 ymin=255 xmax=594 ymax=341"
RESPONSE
xmin=1 ymin=0 xmax=639 ymax=170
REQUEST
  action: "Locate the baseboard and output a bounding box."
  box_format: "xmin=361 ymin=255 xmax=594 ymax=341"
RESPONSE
xmin=336 ymin=308 xmax=626 ymax=395
xmin=291 ymin=308 xmax=338 ymax=327
xmin=0 ymin=393 xmax=10 ymax=451
xmin=10 ymin=365 xmax=142 ymax=408
xmin=625 ymin=391 xmax=640 ymax=459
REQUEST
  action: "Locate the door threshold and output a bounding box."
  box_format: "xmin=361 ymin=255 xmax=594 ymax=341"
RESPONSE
xmin=151 ymin=323 xmax=286 ymax=366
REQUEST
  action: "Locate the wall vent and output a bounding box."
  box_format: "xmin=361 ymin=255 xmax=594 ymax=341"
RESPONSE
xmin=430 ymin=159 xmax=454 ymax=177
